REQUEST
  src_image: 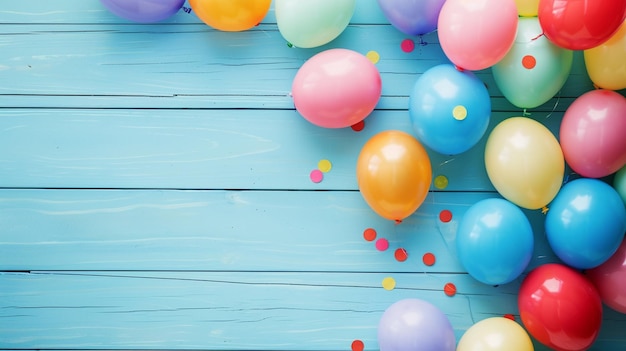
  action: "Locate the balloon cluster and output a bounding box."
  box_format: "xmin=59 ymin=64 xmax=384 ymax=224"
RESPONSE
xmin=99 ymin=1 xmax=626 ymax=350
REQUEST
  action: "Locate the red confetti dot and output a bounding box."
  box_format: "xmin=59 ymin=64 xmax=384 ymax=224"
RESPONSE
xmin=444 ymin=282 xmax=457 ymax=297
xmin=503 ymin=313 xmax=515 ymax=321
xmin=522 ymin=55 xmax=536 ymax=69
xmin=363 ymin=228 xmax=377 ymax=242
xmin=401 ymin=39 xmax=415 ymax=53
xmin=352 ymin=339 xmax=364 ymax=351
xmin=423 ymin=252 xmax=436 ymax=266
xmin=439 ymin=209 xmax=452 ymax=223
xmin=394 ymin=248 xmax=408 ymax=262
xmin=351 ymin=120 xmax=365 ymax=132
xmin=375 ymin=238 xmax=389 ymax=251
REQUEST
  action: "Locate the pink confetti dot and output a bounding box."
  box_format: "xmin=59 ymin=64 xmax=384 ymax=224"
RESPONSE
xmin=375 ymin=238 xmax=389 ymax=251
xmin=310 ymin=169 xmax=323 ymax=183
xmin=401 ymin=39 xmax=415 ymax=53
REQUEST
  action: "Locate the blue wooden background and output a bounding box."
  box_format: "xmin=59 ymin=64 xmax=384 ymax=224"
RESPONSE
xmin=0 ymin=1 xmax=625 ymax=350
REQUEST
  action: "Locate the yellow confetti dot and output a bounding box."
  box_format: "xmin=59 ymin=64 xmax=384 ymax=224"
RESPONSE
xmin=366 ymin=50 xmax=380 ymax=64
xmin=382 ymin=277 xmax=396 ymax=291
xmin=434 ymin=175 xmax=449 ymax=190
xmin=452 ymin=105 xmax=467 ymax=120
xmin=318 ymin=159 xmax=332 ymax=173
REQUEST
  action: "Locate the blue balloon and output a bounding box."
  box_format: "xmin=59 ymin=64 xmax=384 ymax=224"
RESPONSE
xmin=545 ymin=178 xmax=626 ymax=269
xmin=409 ymin=64 xmax=491 ymax=155
xmin=456 ymin=198 xmax=534 ymax=285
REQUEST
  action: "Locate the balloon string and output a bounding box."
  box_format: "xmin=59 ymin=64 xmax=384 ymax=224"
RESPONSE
xmin=531 ymin=32 xmax=544 ymax=41
xmin=544 ymin=92 xmax=561 ymax=119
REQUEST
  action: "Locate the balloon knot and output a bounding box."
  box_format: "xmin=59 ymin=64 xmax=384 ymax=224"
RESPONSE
xmin=286 ymin=42 xmax=293 ymax=48
xmin=454 ymin=65 xmax=465 ymax=72
xmin=522 ymin=108 xmax=531 ymax=117
xmin=541 ymin=206 xmax=549 ymax=215
xmin=394 ymin=219 xmax=403 ymax=225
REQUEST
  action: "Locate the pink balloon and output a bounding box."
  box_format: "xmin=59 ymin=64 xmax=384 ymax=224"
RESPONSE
xmin=560 ymin=89 xmax=626 ymax=178
xmin=437 ymin=0 xmax=518 ymax=71
xmin=587 ymin=238 xmax=626 ymax=313
xmin=292 ymin=49 xmax=382 ymax=128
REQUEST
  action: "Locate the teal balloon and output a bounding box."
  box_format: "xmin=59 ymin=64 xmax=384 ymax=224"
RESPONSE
xmin=456 ymin=198 xmax=534 ymax=285
xmin=492 ymin=17 xmax=573 ymax=109
xmin=275 ymin=0 xmax=356 ymax=48
xmin=409 ymin=64 xmax=491 ymax=155
xmin=546 ymin=178 xmax=626 ymax=269
xmin=615 ymin=165 xmax=626 ymax=206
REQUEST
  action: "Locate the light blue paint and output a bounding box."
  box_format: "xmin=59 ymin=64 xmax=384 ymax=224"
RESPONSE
xmin=0 ymin=1 xmax=624 ymax=351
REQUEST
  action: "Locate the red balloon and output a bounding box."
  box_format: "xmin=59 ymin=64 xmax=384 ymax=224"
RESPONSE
xmin=538 ymin=0 xmax=626 ymax=50
xmin=518 ymin=263 xmax=603 ymax=351
xmin=587 ymin=238 xmax=626 ymax=313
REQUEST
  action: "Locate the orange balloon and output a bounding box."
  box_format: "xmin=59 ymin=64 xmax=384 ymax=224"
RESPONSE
xmin=189 ymin=0 xmax=271 ymax=32
xmin=357 ymin=131 xmax=432 ymax=222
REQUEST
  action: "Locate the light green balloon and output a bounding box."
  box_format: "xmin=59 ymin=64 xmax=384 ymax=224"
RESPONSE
xmin=275 ymin=0 xmax=356 ymax=49
xmin=492 ymin=17 xmax=573 ymax=109
xmin=614 ymin=165 xmax=626 ymax=206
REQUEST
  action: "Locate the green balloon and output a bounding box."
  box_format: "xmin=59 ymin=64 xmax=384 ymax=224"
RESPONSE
xmin=614 ymin=165 xmax=626 ymax=206
xmin=275 ymin=0 xmax=356 ymax=49
xmin=492 ymin=17 xmax=573 ymax=109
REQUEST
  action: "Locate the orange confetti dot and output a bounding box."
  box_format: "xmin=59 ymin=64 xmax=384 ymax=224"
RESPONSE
xmin=352 ymin=339 xmax=364 ymax=351
xmin=444 ymin=282 xmax=457 ymax=297
xmin=439 ymin=210 xmax=452 ymax=223
xmin=363 ymin=228 xmax=377 ymax=242
xmin=522 ymin=55 xmax=536 ymax=69
xmin=394 ymin=248 xmax=408 ymax=262
xmin=423 ymin=252 xmax=436 ymax=266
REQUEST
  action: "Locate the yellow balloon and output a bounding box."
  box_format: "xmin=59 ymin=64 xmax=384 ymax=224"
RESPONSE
xmin=485 ymin=117 xmax=564 ymax=210
xmin=584 ymin=20 xmax=626 ymax=90
xmin=515 ymin=0 xmax=539 ymax=17
xmin=189 ymin=0 xmax=271 ymax=32
xmin=356 ymin=130 xmax=432 ymax=222
xmin=458 ymin=317 xmax=534 ymax=351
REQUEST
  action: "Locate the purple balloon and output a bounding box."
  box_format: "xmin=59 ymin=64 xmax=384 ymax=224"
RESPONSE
xmin=378 ymin=298 xmax=456 ymax=351
xmin=100 ymin=0 xmax=185 ymax=23
xmin=377 ymin=0 xmax=447 ymax=35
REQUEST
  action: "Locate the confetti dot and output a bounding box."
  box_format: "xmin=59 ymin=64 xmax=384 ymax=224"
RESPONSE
xmin=434 ymin=175 xmax=449 ymax=189
xmin=318 ymin=159 xmax=332 ymax=173
xmin=423 ymin=252 xmax=436 ymax=266
xmin=439 ymin=209 xmax=452 ymax=223
xmin=444 ymin=282 xmax=457 ymax=297
xmin=452 ymin=105 xmax=467 ymax=120
xmin=382 ymin=277 xmax=396 ymax=290
xmin=309 ymin=169 xmax=323 ymax=183
xmin=503 ymin=314 xmax=515 ymax=321
xmin=401 ymin=39 xmax=415 ymax=53
xmin=394 ymin=248 xmax=408 ymax=262
xmin=351 ymin=340 xmax=365 ymax=351
xmin=522 ymin=55 xmax=536 ymax=69
xmin=375 ymin=238 xmax=389 ymax=251
xmin=366 ymin=50 xmax=380 ymax=64
xmin=363 ymin=228 xmax=377 ymax=242
xmin=351 ymin=120 xmax=365 ymax=132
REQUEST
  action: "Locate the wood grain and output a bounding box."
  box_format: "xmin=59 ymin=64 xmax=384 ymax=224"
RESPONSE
xmin=0 ymin=1 xmax=624 ymax=351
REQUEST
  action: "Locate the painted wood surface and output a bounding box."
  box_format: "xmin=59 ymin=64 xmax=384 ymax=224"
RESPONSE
xmin=0 ymin=1 xmax=625 ymax=351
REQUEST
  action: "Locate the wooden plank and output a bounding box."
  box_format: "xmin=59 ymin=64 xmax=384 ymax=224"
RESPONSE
xmin=0 ymin=109 xmax=566 ymax=190
xmin=0 ymin=189 xmax=558 ymax=272
xmin=1 ymin=271 xmax=624 ymax=350
xmin=0 ymin=0 xmax=389 ymax=25
xmin=0 ymin=22 xmax=600 ymax=110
